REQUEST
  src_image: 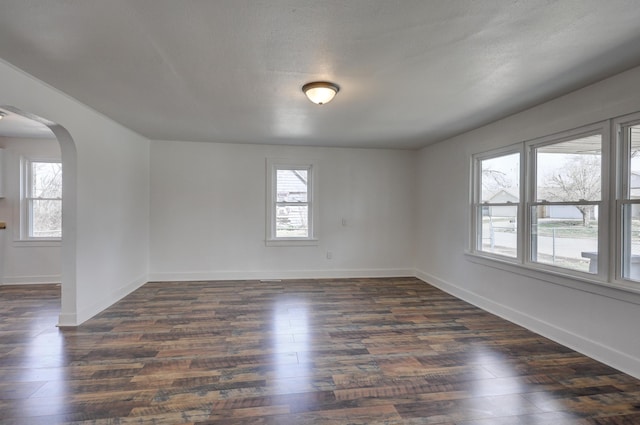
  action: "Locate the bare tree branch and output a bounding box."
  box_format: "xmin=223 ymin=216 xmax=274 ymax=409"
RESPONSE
xmin=545 ymin=155 xmax=600 ymax=226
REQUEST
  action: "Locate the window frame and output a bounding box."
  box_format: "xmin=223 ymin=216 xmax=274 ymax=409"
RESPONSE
xmin=613 ymin=112 xmax=640 ymax=286
xmin=265 ymin=158 xmax=319 ymax=247
xmin=469 ymin=121 xmax=611 ymax=282
xmin=19 ymin=157 xmax=63 ymax=242
xmin=524 ymin=122 xmax=610 ymax=280
xmin=470 ymin=144 xmax=524 ymax=262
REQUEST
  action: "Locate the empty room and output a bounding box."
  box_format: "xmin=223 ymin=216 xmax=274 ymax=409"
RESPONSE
xmin=1 ymin=1 xmax=640 ymax=424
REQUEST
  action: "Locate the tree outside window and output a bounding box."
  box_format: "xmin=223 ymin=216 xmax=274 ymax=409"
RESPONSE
xmin=532 ymin=134 xmax=602 ymax=273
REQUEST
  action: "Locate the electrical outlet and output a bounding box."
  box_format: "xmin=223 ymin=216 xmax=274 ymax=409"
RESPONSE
xmin=326 ymin=251 xmax=333 ymax=259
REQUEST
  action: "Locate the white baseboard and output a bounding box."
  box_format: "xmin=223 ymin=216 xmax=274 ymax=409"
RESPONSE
xmin=2 ymin=274 xmax=61 ymax=285
xmin=58 ymin=274 xmax=148 ymax=327
xmin=148 ymin=268 xmax=414 ymax=282
xmin=414 ymin=269 xmax=640 ymax=380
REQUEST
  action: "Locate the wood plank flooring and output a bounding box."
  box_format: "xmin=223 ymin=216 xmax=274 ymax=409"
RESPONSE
xmin=1 ymin=277 xmax=640 ymax=424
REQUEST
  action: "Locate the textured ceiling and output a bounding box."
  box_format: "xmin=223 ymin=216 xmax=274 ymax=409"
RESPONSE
xmin=1 ymin=1 xmax=640 ymax=148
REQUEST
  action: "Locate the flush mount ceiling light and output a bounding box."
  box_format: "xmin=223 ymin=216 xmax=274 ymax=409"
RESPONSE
xmin=302 ymin=81 xmax=339 ymax=105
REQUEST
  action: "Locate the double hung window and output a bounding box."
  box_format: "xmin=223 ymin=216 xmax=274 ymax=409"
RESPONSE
xmin=266 ymin=159 xmax=317 ymax=245
xmin=471 ymin=123 xmax=608 ymax=280
xmin=473 ymin=150 xmax=521 ymax=259
xmin=529 ymin=130 xmax=604 ymax=274
xmin=22 ymin=159 xmax=62 ymax=240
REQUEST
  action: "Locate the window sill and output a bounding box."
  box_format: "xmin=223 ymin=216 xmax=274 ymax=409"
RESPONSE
xmin=464 ymin=251 xmax=640 ymax=306
xmin=13 ymin=239 xmax=62 ymax=248
xmin=265 ymin=238 xmax=319 ymax=247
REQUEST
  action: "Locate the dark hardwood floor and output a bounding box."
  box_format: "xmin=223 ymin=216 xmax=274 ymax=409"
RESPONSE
xmin=1 ymin=278 xmax=639 ymax=424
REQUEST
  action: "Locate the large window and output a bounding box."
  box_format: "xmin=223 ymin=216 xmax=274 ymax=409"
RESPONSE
xmin=22 ymin=159 xmax=62 ymax=240
xmin=471 ymin=123 xmax=608 ymax=280
xmin=266 ymin=159 xmax=317 ymax=245
xmin=472 ymin=114 xmax=640 ymax=292
xmin=530 ymin=131 xmax=603 ymax=274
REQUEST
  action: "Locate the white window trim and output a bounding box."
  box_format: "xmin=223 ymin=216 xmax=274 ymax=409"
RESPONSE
xmin=465 ymin=252 xmax=640 ymax=306
xmin=265 ymin=158 xmax=319 ymax=247
xmin=465 ymin=120 xmax=640 ymax=297
xmin=16 ymin=156 xmax=62 ymax=244
xmin=612 ymin=111 xmax=640 ymax=286
xmin=469 ymin=143 xmax=524 ymax=263
xmin=524 ymin=121 xmax=610 ymax=281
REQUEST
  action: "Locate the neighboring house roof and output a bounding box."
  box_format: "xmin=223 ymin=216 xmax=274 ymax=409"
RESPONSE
xmin=487 ymin=189 xmax=518 ymax=203
xmin=630 ymin=171 xmax=640 ymax=189
xmin=277 ymin=170 xmax=308 ymax=202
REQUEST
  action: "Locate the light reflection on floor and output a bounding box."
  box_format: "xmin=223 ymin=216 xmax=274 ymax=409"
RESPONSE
xmin=469 ymin=345 xmax=573 ymax=423
xmin=271 ymin=296 xmax=311 ymax=394
xmin=17 ymin=312 xmax=69 ymax=419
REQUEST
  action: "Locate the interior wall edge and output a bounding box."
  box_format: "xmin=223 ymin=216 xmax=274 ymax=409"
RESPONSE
xmin=57 ymin=312 xmax=77 ymax=328
xmin=71 ymin=273 xmax=148 ymax=326
xmin=414 ymin=269 xmax=640 ymax=380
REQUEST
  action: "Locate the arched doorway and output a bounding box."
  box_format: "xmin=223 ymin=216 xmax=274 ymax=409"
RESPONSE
xmin=0 ymin=106 xmax=77 ymax=326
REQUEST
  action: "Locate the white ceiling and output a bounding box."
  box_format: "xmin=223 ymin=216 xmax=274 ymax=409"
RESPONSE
xmin=1 ymin=1 xmax=640 ymax=149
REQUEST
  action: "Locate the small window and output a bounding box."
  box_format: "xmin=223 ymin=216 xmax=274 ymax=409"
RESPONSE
xmin=22 ymin=159 xmax=62 ymax=240
xmin=472 ymin=149 xmax=521 ymax=259
xmin=266 ymin=159 xmax=317 ymax=245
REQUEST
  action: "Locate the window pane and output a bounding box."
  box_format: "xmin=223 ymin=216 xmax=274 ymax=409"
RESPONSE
xmin=536 ymin=135 xmax=601 ymax=202
xmin=30 ymin=199 xmax=62 ymax=238
xmin=276 ymin=169 xmax=308 ymax=202
xmin=531 ymin=205 xmax=598 ymax=273
xmin=31 ymin=162 xmax=62 ymax=198
xmin=480 ymin=153 xmax=519 ymax=203
xmin=622 ymin=203 xmax=640 ymax=281
xmin=628 ymin=125 xmax=640 ymax=200
xmin=479 ymin=205 xmax=518 ymax=257
xmin=276 ymin=205 xmax=308 ymax=238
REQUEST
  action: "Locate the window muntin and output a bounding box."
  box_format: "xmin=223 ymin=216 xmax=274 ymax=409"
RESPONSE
xmin=23 ymin=159 xmax=62 ymax=239
xmin=474 ymin=151 xmax=520 ymax=259
xmin=530 ymin=134 xmax=602 ymax=274
xmin=266 ymin=159 xmax=317 ymax=244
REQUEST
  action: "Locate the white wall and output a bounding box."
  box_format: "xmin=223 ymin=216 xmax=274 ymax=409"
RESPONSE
xmin=0 ymin=59 xmax=150 ymax=325
xmin=0 ymin=137 xmax=61 ymax=284
xmin=150 ymin=141 xmax=415 ymax=280
xmin=415 ymin=65 xmax=640 ymax=379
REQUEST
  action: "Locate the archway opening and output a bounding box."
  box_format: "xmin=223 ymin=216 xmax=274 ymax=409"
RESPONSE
xmin=0 ymin=106 xmax=77 ymax=326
